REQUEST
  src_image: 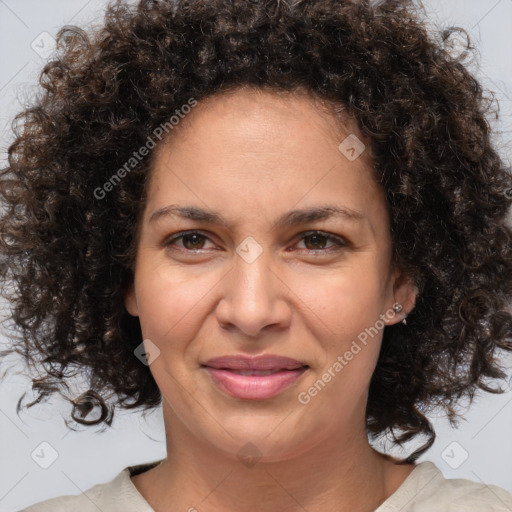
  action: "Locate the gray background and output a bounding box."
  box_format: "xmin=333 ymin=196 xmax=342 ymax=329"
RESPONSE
xmin=0 ymin=1 xmax=511 ymax=510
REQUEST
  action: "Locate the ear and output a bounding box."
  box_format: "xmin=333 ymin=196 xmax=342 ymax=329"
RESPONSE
xmin=124 ymin=282 xmax=139 ymax=317
xmin=384 ymin=268 xmax=417 ymax=326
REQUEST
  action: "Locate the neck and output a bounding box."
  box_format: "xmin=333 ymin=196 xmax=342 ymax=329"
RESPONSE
xmin=132 ymin=406 xmax=415 ymax=512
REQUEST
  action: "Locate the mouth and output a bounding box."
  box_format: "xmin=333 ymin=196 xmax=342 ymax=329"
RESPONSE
xmin=201 ymin=354 xmax=309 ymax=400
xmin=214 ymin=368 xmax=302 ymax=376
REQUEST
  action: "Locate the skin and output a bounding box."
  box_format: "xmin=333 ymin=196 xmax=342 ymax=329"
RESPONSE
xmin=125 ymin=87 xmax=417 ymax=512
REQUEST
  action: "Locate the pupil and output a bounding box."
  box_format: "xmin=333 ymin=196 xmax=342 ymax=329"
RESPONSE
xmin=306 ymin=234 xmax=325 ymax=250
xmin=184 ymin=234 xmax=204 ymax=249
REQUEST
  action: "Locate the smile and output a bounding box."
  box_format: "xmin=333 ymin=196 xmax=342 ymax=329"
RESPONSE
xmin=202 ymin=366 xmax=309 ymax=400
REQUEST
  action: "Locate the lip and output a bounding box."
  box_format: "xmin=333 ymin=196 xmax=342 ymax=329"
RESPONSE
xmin=203 ymin=354 xmax=307 ymax=371
xmin=202 ymin=354 xmax=309 ymax=400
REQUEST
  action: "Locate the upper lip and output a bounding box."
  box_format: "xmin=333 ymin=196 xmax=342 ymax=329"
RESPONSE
xmin=202 ymin=355 xmax=308 ymax=371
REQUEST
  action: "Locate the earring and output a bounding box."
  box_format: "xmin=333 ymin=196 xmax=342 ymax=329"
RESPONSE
xmin=393 ymin=303 xmax=407 ymax=325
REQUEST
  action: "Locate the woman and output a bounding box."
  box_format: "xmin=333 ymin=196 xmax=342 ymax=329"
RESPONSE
xmin=1 ymin=0 xmax=512 ymax=510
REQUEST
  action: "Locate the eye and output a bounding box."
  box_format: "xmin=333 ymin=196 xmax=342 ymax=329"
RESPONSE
xmin=293 ymin=231 xmax=347 ymax=252
xmin=164 ymin=231 xmax=215 ymax=251
xmin=163 ymin=230 xmax=347 ymax=254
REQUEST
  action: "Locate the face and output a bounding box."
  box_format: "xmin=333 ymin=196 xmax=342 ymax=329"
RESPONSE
xmin=125 ymin=88 xmax=416 ymax=462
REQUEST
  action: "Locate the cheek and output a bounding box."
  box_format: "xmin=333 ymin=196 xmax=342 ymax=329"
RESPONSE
xmin=133 ymin=256 xmax=217 ymax=349
xmin=291 ymin=263 xmax=388 ymax=399
xmin=293 ymin=263 xmax=388 ymax=341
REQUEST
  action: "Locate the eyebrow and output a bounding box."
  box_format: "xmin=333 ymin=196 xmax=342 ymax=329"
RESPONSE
xmin=149 ymin=204 xmax=366 ymax=230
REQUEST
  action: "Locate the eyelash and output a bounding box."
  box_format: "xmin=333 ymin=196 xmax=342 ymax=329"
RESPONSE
xmin=163 ymin=230 xmax=348 ymax=254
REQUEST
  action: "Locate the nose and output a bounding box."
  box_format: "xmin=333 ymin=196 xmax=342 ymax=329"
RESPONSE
xmin=215 ymin=248 xmax=291 ymax=337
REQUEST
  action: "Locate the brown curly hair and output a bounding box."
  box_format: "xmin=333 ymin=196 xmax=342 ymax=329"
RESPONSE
xmin=1 ymin=0 xmax=512 ymax=463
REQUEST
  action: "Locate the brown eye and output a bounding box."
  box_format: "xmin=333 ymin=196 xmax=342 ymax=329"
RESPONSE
xmin=164 ymin=231 xmax=214 ymax=251
xmin=181 ymin=233 xmax=207 ymax=250
xmin=303 ymin=233 xmax=329 ymax=250
xmin=296 ymin=231 xmax=346 ymax=252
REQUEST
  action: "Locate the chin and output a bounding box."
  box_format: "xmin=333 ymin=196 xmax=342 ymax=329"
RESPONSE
xmin=201 ymin=416 xmax=321 ymax=464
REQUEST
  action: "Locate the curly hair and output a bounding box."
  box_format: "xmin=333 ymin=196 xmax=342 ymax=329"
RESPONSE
xmin=1 ymin=0 xmax=512 ymax=463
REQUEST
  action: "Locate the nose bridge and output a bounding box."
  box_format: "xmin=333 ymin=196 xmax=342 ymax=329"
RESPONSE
xmin=217 ymin=239 xmax=289 ymax=335
xmin=232 ymin=241 xmax=274 ymax=311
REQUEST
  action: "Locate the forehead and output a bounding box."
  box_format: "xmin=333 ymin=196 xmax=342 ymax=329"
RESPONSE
xmin=157 ymin=87 xmax=370 ymax=159
xmin=144 ymin=87 xmax=387 ymax=232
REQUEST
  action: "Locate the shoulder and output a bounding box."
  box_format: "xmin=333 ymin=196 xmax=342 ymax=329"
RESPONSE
xmin=19 ymin=461 xmax=161 ymax=512
xmin=378 ymin=461 xmax=512 ymax=512
xmin=19 ymin=470 xmax=133 ymax=512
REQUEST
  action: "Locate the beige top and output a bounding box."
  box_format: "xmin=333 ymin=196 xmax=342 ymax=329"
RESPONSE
xmin=20 ymin=460 xmax=512 ymax=511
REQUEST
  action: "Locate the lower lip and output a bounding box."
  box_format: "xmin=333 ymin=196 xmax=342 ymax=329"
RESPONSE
xmin=203 ymin=367 xmax=308 ymax=400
